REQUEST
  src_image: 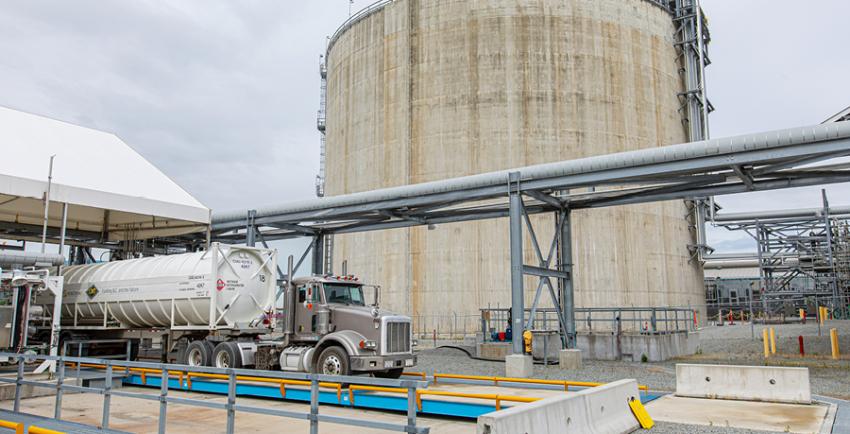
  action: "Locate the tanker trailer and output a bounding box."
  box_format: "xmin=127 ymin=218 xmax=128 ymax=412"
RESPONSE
xmin=41 ymin=242 xmax=277 ymax=367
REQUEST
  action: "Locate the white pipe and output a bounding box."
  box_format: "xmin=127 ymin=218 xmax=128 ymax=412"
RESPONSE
xmin=40 ymin=155 xmax=55 ymax=253
xmin=714 ymin=206 xmax=850 ymax=223
xmin=0 ymin=250 xmax=65 ymax=268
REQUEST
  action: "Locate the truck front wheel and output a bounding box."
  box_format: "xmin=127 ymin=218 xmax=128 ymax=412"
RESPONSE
xmin=315 ymin=346 xmax=350 ymax=376
xmin=373 ymin=368 xmax=404 ymax=379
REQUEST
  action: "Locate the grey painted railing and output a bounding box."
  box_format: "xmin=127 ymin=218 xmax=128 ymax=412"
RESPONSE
xmin=0 ymin=352 xmax=430 ymax=434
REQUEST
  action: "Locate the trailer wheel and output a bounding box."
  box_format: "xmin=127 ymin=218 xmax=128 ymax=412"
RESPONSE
xmin=373 ymin=368 xmax=403 ymax=379
xmin=315 ymin=346 xmax=350 ymax=376
xmin=184 ymin=340 xmax=212 ymax=367
xmin=213 ymin=341 xmax=243 ymax=369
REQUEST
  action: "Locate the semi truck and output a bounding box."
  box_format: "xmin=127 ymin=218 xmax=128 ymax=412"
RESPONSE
xmin=33 ymin=243 xmax=415 ymax=377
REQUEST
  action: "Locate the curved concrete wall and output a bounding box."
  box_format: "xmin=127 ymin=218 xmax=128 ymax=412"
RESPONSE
xmin=324 ymin=0 xmax=705 ymax=335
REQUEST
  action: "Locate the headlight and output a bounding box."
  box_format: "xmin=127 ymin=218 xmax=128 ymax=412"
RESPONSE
xmin=358 ymin=340 xmax=377 ymax=350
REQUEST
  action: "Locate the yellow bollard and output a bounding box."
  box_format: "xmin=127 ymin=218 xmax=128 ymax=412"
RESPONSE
xmin=831 ymin=328 xmax=840 ymax=360
xmin=522 ymin=330 xmax=533 ymax=354
xmin=769 ymin=327 xmax=777 ymax=355
xmin=819 ymin=307 xmax=827 ymax=325
xmin=800 ymin=308 xmax=805 ymax=321
xmin=763 ymin=329 xmax=770 ymax=358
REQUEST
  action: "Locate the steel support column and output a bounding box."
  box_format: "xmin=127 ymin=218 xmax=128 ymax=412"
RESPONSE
xmin=59 ymin=202 xmax=68 ymax=257
xmin=508 ymin=172 xmax=524 ymax=355
xmin=311 ymin=233 xmax=325 ymax=276
xmin=822 ymin=190 xmax=839 ymax=310
xmin=559 ymin=209 xmax=576 ymax=348
xmin=246 ymin=209 xmax=257 ymax=247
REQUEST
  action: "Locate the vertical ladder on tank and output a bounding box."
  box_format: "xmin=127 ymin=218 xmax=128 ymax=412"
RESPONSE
xmin=674 ymin=0 xmax=714 ymax=265
xmin=316 ymin=51 xmax=334 ymax=274
xmin=316 ymin=56 xmax=328 ymax=198
xmin=673 ymin=0 xmax=712 ymax=142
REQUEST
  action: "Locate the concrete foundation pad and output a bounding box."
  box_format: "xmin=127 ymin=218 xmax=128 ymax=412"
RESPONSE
xmin=578 ymin=331 xmax=699 ymax=362
xmin=505 ymin=354 xmax=533 ymax=378
xmin=646 ymin=395 xmax=828 ymax=434
xmin=558 ymin=349 xmax=582 ymax=369
xmin=477 ymin=342 xmax=511 ymax=360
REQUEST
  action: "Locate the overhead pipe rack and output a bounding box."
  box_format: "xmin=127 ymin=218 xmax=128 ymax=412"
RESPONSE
xmin=208 ymin=122 xmax=850 ymax=357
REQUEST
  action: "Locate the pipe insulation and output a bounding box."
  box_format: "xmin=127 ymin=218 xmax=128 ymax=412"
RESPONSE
xmin=0 ymin=250 xmax=64 ymax=268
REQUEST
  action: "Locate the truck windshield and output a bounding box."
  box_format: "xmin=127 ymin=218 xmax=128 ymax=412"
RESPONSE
xmin=323 ymin=284 xmax=365 ymax=306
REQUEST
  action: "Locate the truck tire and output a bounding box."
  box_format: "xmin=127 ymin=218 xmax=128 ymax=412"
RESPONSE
xmin=373 ymin=368 xmax=404 ymax=379
xmin=315 ymin=346 xmax=350 ymax=376
xmin=184 ymin=340 xmax=212 ymax=366
xmin=213 ymin=341 xmax=243 ymax=369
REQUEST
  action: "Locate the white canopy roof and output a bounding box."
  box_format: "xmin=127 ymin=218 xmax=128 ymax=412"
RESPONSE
xmin=0 ymin=106 xmax=209 ymax=242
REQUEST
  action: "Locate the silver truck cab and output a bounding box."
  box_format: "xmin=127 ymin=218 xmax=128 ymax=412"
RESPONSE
xmin=286 ymin=275 xmax=416 ymax=378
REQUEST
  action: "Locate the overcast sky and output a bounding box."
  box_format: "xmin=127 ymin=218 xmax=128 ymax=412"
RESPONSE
xmin=1 ymin=0 xmax=848 ymax=256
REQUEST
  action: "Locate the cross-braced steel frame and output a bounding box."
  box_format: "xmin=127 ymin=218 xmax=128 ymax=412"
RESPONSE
xmin=714 ymin=191 xmax=850 ymax=319
xmin=211 ymin=122 xmax=850 ymax=353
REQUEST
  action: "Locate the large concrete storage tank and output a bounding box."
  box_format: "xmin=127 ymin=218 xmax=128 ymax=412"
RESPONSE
xmin=323 ymin=0 xmax=705 ymax=335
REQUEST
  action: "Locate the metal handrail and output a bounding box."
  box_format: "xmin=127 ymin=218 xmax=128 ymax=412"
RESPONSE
xmin=403 ymin=372 xmax=649 ymax=392
xmin=480 ymin=306 xmax=697 ymax=341
xmin=0 ymin=419 xmax=24 ymax=434
xmin=346 ymin=384 xmax=540 ymax=411
xmin=0 ymin=353 xmax=429 ymax=434
xmin=327 ymin=0 xmax=394 ymax=54
xmin=326 ymin=0 xmax=674 ymax=57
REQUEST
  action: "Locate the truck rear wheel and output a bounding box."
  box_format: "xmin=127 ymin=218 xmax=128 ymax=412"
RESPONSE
xmin=315 ymin=346 xmax=350 ymax=376
xmin=184 ymin=340 xmax=212 ymax=367
xmin=373 ymin=368 xmax=404 ymax=379
xmin=213 ymin=341 xmax=243 ymax=369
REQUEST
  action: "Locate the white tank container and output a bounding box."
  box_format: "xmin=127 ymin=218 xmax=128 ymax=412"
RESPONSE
xmin=55 ymin=243 xmax=277 ymax=331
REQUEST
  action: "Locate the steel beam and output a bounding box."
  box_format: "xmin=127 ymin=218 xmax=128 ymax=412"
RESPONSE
xmin=560 ymin=209 xmax=576 ymax=348
xmin=246 ymin=209 xmax=257 ymax=247
xmin=311 ymin=234 xmax=325 ymax=275
xmin=522 ymin=265 xmax=569 ymax=280
xmin=508 ymin=172 xmax=524 ymax=355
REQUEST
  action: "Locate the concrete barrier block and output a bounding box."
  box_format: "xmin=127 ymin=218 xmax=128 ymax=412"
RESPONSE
xmin=676 ymin=364 xmax=811 ymax=404
xmin=477 ymin=379 xmax=641 ymax=434
xmin=583 ymin=380 xmax=642 ymax=434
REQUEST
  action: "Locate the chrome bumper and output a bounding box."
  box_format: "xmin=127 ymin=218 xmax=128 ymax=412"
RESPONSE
xmin=350 ymin=354 xmax=416 ymax=371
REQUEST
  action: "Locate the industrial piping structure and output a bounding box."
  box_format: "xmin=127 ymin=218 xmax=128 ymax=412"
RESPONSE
xmin=213 ymin=121 xmax=850 ymax=366
xmin=708 ymin=193 xmax=850 ymax=321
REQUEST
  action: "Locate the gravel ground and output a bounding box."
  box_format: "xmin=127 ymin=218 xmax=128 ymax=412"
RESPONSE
xmin=412 ymin=322 xmax=848 ymax=433
xmin=416 ymin=320 xmax=850 ymax=399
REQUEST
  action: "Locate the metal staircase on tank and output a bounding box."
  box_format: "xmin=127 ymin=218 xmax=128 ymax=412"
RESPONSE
xmin=316 ymin=54 xmax=333 ymax=274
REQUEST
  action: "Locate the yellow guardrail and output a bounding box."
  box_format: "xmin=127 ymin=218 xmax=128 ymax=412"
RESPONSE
xmin=70 ymin=362 xmax=648 ymax=412
xmin=28 ymin=427 xmax=64 ymax=434
xmin=184 ymin=372 xmax=343 ymax=402
xmin=347 ymin=384 xmax=541 ymax=411
xmin=67 ymin=362 xmax=344 ymax=403
xmin=0 ymin=419 xmax=23 ymax=434
xmin=403 ymin=371 xmax=649 ymax=392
